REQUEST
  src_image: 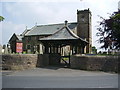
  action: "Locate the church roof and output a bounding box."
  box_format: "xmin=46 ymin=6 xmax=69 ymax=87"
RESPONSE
xmin=9 ymin=33 xmax=23 ymax=43
xmin=16 ymin=35 xmax=23 ymax=41
xmin=40 ymin=24 xmax=87 ymax=42
xmin=25 ymin=22 xmax=77 ymax=36
xmin=21 ymin=29 xmax=31 ymax=36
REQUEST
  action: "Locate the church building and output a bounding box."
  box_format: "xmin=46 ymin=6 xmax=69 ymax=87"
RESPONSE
xmin=8 ymin=9 xmax=92 ymax=55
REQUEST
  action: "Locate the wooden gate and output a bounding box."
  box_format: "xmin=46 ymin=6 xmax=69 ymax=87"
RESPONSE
xmin=61 ymin=55 xmax=70 ymax=67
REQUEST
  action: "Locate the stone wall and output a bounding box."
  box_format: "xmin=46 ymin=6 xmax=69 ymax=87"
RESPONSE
xmin=2 ymin=54 xmax=38 ymax=70
xmin=2 ymin=54 xmax=119 ymax=72
xmin=2 ymin=54 xmax=61 ymax=70
xmin=70 ymin=55 xmax=119 ymax=73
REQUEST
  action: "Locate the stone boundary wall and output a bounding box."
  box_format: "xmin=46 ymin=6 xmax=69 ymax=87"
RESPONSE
xmin=2 ymin=54 xmax=119 ymax=72
xmin=70 ymin=55 xmax=119 ymax=73
xmin=2 ymin=53 xmax=61 ymax=70
xmin=2 ymin=54 xmax=38 ymax=70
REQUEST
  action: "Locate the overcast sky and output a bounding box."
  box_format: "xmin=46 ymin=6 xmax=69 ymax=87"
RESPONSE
xmin=0 ymin=0 xmax=120 ymax=51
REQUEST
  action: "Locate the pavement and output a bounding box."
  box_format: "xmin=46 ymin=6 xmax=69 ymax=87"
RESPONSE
xmin=2 ymin=67 xmax=117 ymax=77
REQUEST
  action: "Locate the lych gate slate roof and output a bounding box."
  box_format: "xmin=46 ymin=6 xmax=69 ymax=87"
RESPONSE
xmin=25 ymin=22 xmax=77 ymax=36
xmin=40 ymin=26 xmax=79 ymax=40
xmin=40 ymin=24 xmax=87 ymax=43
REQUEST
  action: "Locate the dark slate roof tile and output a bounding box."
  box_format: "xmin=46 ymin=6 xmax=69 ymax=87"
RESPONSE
xmin=39 ymin=25 xmax=86 ymax=43
xmin=21 ymin=29 xmax=31 ymax=36
xmin=25 ymin=22 xmax=77 ymax=36
xmin=16 ymin=35 xmax=23 ymax=41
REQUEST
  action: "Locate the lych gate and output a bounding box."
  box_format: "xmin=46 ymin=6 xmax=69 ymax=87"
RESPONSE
xmin=39 ymin=21 xmax=88 ymax=67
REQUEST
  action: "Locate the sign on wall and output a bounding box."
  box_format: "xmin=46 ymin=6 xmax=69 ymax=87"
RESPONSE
xmin=16 ymin=43 xmax=23 ymax=53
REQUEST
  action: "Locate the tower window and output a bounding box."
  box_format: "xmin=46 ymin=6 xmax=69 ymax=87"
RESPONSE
xmin=81 ymin=16 xmax=85 ymax=22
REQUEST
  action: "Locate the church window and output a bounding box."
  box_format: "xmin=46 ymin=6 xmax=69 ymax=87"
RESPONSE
xmin=28 ymin=37 xmax=31 ymax=40
xmin=27 ymin=44 xmax=31 ymax=49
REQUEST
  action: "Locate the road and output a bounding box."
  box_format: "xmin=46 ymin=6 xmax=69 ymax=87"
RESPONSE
xmin=2 ymin=67 xmax=118 ymax=88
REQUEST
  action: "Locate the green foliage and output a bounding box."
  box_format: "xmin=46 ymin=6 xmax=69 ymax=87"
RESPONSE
xmin=0 ymin=16 xmax=4 ymax=22
xmin=23 ymin=51 xmax=26 ymax=54
xmin=97 ymin=10 xmax=120 ymax=50
xmin=63 ymin=57 xmax=69 ymax=61
xmin=92 ymin=46 xmax=97 ymax=54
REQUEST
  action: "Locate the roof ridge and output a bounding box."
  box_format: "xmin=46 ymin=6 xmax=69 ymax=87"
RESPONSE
xmin=25 ymin=25 xmax=37 ymax=35
xmin=21 ymin=29 xmax=31 ymax=36
xmin=25 ymin=22 xmax=77 ymax=36
xmin=36 ymin=22 xmax=77 ymax=27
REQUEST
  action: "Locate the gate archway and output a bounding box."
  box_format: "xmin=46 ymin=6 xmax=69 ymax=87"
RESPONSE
xmin=39 ymin=21 xmax=88 ymax=67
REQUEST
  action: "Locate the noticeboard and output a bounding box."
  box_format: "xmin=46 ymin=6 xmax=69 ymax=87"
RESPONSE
xmin=16 ymin=43 xmax=23 ymax=53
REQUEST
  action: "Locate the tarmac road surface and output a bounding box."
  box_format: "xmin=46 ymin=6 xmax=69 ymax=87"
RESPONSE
xmin=2 ymin=67 xmax=119 ymax=88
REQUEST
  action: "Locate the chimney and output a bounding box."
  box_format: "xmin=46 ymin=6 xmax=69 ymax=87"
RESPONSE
xmin=65 ymin=20 xmax=68 ymax=26
xmin=26 ymin=26 xmax=27 ymax=30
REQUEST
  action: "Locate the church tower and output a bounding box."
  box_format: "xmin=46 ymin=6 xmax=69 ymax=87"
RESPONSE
xmin=77 ymin=9 xmax=92 ymax=53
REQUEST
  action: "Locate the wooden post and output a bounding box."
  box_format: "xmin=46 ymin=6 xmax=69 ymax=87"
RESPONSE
xmin=70 ymin=45 xmax=73 ymax=55
xmin=75 ymin=45 xmax=77 ymax=54
xmin=82 ymin=43 xmax=85 ymax=54
xmin=45 ymin=45 xmax=49 ymax=54
xmin=60 ymin=46 xmax=61 ymax=55
xmin=80 ymin=42 xmax=85 ymax=54
xmin=58 ymin=46 xmax=60 ymax=53
xmin=53 ymin=46 xmax=55 ymax=53
xmin=77 ymin=45 xmax=81 ymax=54
xmin=72 ymin=45 xmax=74 ymax=55
xmin=56 ymin=46 xmax=58 ymax=53
xmin=50 ymin=46 xmax=52 ymax=53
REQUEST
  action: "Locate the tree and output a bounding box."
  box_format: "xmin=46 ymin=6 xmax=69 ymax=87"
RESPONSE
xmin=0 ymin=16 xmax=4 ymax=22
xmin=96 ymin=10 xmax=120 ymax=50
xmin=92 ymin=46 xmax=97 ymax=54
